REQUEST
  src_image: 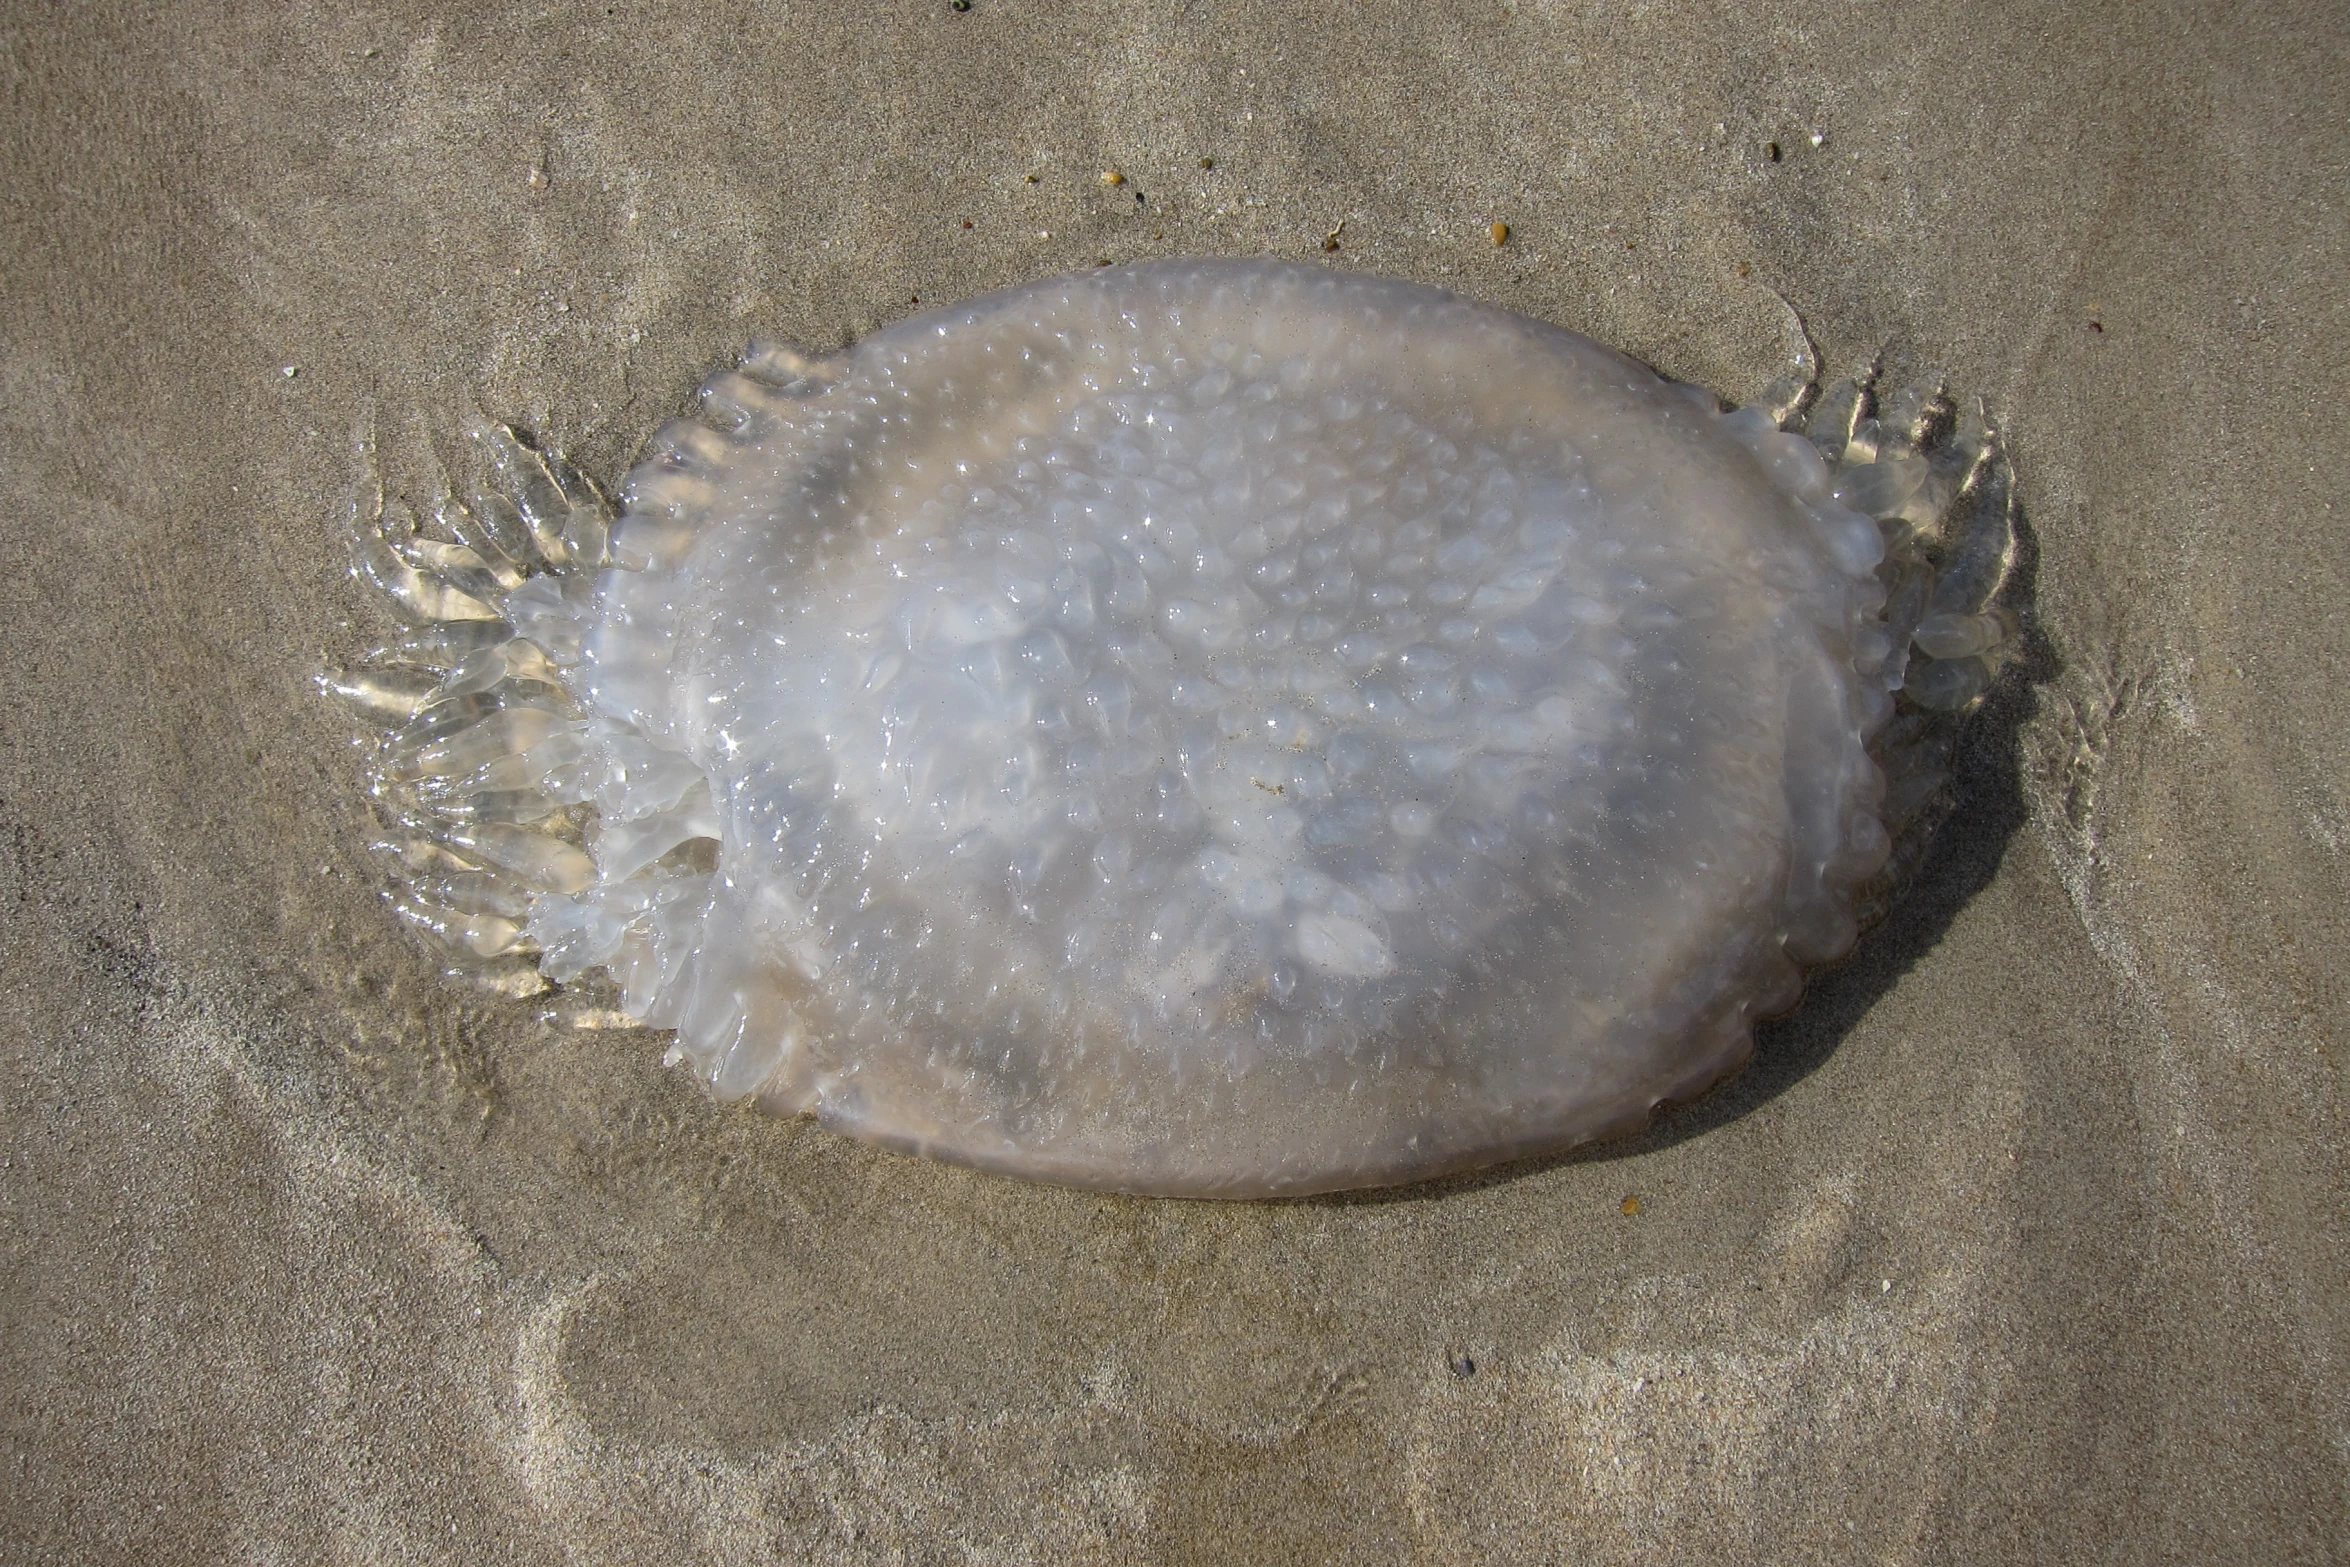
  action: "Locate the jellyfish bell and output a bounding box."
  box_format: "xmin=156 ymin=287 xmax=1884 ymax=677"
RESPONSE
xmin=325 ymin=260 xmax=2017 ymax=1197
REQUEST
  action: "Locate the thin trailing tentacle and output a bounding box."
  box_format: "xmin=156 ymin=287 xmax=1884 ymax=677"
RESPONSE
xmin=430 ymin=494 xmax=529 ymax=588
xmin=738 ymin=339 xmax=839 ymax=390
xmin=1804 ymin=352 xmax=1881 ymax=468
xmin=466 ymin=420 xmax=616 ymax=572
xmin=363 ymin=620 xmax=518 ymax=671
xmin=349 ymin=497 xmax=503 ymax=624
xmin=1791 ymin=361 xmax=2024 ymax=922
xmin=316 ymin=663 xmax=442 ymax=723
xmin=470 ymin=421 xmax=576 ymax=567
xmin=1757 ymin=290 xmax=1821 ymax=430
xmin=458 ymin=490 xmax=544 ymax=577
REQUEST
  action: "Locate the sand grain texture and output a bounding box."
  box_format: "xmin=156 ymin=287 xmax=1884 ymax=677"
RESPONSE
xmin=3 ymin=2 xmax=2345 ymax=1562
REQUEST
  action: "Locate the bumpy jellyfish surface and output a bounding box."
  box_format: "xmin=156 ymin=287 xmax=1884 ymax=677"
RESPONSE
xmin=329 ymin=260 xmax=2017 ymax=1196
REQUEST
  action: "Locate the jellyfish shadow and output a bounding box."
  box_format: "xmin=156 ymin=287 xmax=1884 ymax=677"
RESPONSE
xmin=1313 ymin=498 xmax=2056 ymax=1208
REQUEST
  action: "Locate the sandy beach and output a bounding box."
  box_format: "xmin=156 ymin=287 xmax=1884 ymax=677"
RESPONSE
xmin=4 ymin=1 xmax=2345 ymax=1560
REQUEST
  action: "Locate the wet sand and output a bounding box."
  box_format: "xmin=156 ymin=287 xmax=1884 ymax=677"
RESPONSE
xmin=3 ymin=2 xmax=2346 ymax=1561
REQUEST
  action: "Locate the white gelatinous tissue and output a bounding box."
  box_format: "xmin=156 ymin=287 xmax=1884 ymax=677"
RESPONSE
xmin=337 ymin=260 xmax=2018 ymax=1196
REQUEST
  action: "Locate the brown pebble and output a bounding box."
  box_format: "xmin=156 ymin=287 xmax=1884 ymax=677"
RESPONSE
xmin=1023 ymin=173 xmax=1039 ymax=183
xmin=1101 ymin=170 xmax=1124 ymax=186
xmin=1489 ymin=221 xmax=1509 ymax=246
xmin=1620 ymin=1194 xmax=1642 ymax=1216
xmin=961 ymin=219 xmax=973 ymax=229
xmin=1736 ymin=260 xmax=1752 ymax=278
xmin=1198 ymin=156 xmax=1214 ymax=169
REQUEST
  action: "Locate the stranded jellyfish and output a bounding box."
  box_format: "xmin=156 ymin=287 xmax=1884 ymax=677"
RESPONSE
xmin=324 ymin=260 xmax=2017 ymax=1196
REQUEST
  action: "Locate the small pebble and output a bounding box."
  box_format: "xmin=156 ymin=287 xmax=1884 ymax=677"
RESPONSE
xmin=1101 ymin=170 xmax=1124 ymax=186
xmin=1620 ymin=1194 xmax=1642 ymax=1216
xmin=1489 ymin=222 xmax=1509 ymax=246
